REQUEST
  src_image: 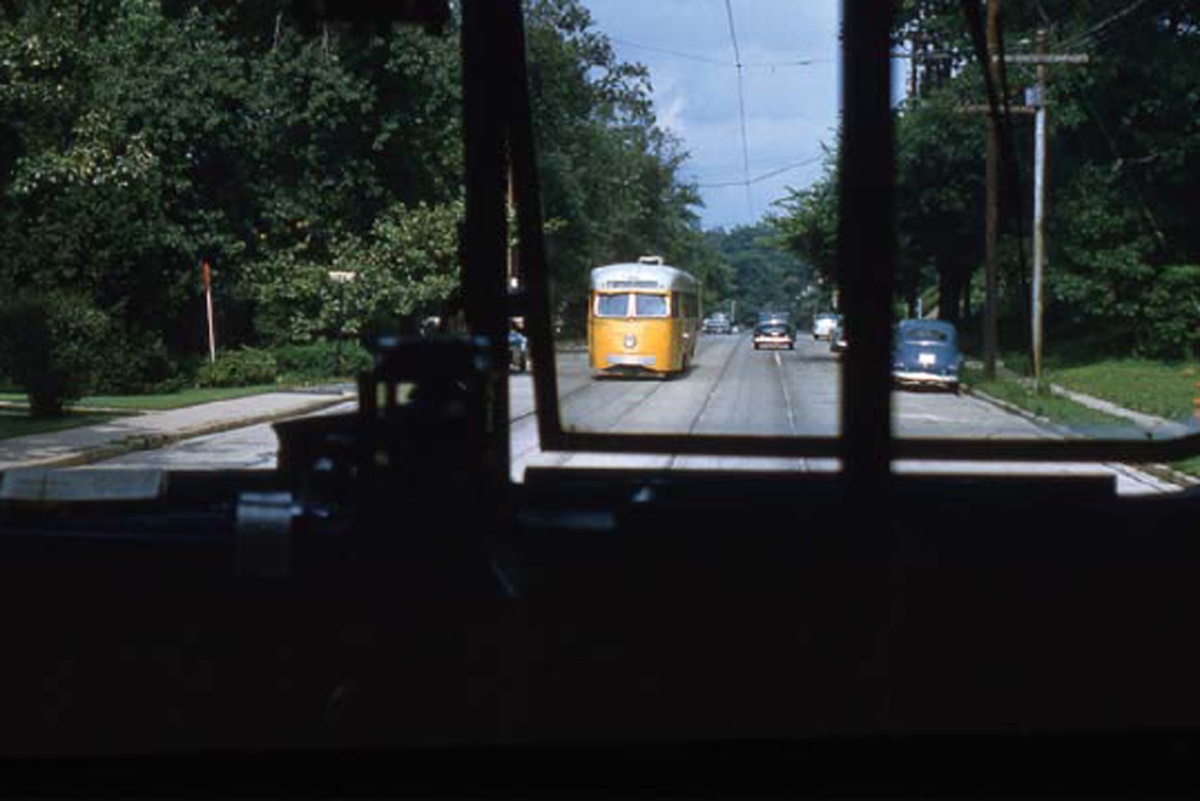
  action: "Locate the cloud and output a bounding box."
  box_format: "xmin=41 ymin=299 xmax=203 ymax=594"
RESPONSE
xmin=581 ymin=0 xmax=842 ymax=229
xmin=648 ymin=67 xmax=688 ymax=136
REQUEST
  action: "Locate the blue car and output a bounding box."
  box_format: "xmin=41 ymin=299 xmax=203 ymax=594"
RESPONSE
xmin=508 ymin=329 xmax=529 ymax=372
xmin=892 ymin=319 xmax=962 ymax=392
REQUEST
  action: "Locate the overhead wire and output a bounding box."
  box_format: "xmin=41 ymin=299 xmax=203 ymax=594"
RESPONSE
xmin=607 ymin=36 xmax=730 ymax=67
xmin=608 ymin=36 xmax=830 ymax=68
xmin=608 ymin=9 xmax=836 ymax=222
xmin=1057 ymin=0 xmax=1160 ymax=50
xmin=1044 ymin=23 xmax=1168 ymax=248
xmin=722 ymin=0 xmax=754 ymax=218
xmin=694 ymin=155 xmax=824 ymax=188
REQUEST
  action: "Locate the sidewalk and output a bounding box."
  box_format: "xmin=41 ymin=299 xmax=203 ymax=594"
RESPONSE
xmin=993 ymin=364 xmax=1195 ymax=439
xmin=964 ymin=363 xmax=1199 ymax=487
xmin=0 ymin=369 xmax=1194 ymax=478
xmin=0 ymin=389 xmax=355 ymax=471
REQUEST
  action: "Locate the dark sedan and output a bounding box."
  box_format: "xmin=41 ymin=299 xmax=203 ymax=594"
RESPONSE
xmin=753 ymin=319 xmax=795 ymax=350
xmin=892 ymin=319 xmax=962 ymax=392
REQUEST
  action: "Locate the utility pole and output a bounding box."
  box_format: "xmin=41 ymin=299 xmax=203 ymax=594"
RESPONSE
xmin=908 ymin=30 xmax=920 ymax=99
xmin=992 ymin=41 xmax=1086 ymax=384
xmin=1020 ymin=33 xmax=1087 ymax=384
xmin=983 ymin=0 xmax=1001 ymax=380
xmin=962 ymin=8 xmax=1086 ymax=382
xmin=1031 ymin=30 xmax=1048 ymax=386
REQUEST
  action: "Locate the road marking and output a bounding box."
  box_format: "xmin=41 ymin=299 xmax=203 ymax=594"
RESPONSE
xmin=774 ymin=351 xmax=798 ymax=434
xmin=663 ymin=334 xmax=748 ymax=469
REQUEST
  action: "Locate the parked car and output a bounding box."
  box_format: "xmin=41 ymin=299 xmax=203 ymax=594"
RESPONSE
xmin=892 ymin=319 xmax=962 ymax=392
xmin=703 ymin=313 xmax=732 ymax=335
xmin=509 ymin=329 xmax=529 ymax=372
xmin=759 ymin=310 xmax=790 ymax=325
xmin=812 ymin=312 xmax=840 ymax=341
xmin=830 ymin=323 xmax=848 ymax=354
xmin=753 ymin=319 xmax=795 ymax=350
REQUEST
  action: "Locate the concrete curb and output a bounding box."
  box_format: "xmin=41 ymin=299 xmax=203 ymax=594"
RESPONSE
xmin=961 ymin=383 xmax=1080 ymax=441
xmin=16 ymin=394 xmax=354 ymax=471
xmin=963 ymin=383 xmax=1198 ymax=490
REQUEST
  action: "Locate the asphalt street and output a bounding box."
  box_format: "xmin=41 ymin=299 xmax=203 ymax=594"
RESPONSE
xmin=90 ymin=334 xmax=1178 ymax=495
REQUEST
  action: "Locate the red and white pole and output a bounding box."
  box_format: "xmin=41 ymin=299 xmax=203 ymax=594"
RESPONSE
xmin=202 ymin=260 xmax=216 ymax=363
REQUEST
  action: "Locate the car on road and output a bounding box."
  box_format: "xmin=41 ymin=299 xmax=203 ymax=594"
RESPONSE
xmin=703 ymin=313 xmax=733 ymax=335
xmin=830 ymin=322 xmax=848 ymax=354
xmin=509 ymin=329 xmax=529 ymax=372
xmin=892 ymin=319 xmax=962 ymax=392
xmin=753 ymin=318 xmax=795 ymax=350
xmin=812 ymin=312 xmax=840 ymax=341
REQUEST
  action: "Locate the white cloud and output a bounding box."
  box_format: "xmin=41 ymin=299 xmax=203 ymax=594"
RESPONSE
xmin=649 ymin=68 xmax=688 ymax=136
xmin=580 ymin=0 xmax=843 ymax=229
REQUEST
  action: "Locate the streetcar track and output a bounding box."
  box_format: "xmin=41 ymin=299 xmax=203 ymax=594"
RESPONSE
xmin=509 ymin=375 xmax=591 ymax=424
xmin=512 ymin=344 xmax=698 ymax=470
xmin=513 ymin=339 xmax=1177 ymax=492
xmin=664 ymin=333 xmax=759 ymax=469
xmin=774 ymin=350 xmax=799 ymax=435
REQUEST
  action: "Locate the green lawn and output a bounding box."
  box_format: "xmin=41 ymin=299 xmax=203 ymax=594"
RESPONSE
xmin=0 ymin=409 xmax=119 ymax=440
xmin=964 ymin=365 xmax=1131 ymax=430
xmin=1047 ymin=359 xmax=1199 ymax=422
xmin=0 ymin=384 xmax=280 ymax=412
xmin=994 ymin=349 xmax=1199 ymax=423
xmin=1171 ymin=456 xmax=1200 ymax=479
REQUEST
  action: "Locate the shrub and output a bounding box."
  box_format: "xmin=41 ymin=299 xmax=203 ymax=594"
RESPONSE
xmin=196 ymin=346 xmax=278 ymax=388
xmin=274 ymin=340 xmax=372 ymax=382
xmin=1139 ymin=264 xmax=1200 ymax=360
xmin=90 ymin=336 xmax=180 ymax=394
xmin=0 ymin=291 xmax=112 ymax=417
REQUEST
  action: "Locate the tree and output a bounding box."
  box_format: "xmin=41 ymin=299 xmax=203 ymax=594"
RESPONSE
xmin=775 ymin=0 xmax=1200 ymax=360
xmin=247 ymin=200 xmax=463 ymax=344
xmin=0 ymin=0 xmax=718 ymax=410
xmin=711 ymin=223 xmax=812 ymax=323
xmin=524 ymin=0 xmax=705 ymax=334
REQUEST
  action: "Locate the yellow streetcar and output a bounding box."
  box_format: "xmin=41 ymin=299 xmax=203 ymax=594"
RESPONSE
xmin=588 ymin=256 xmax=700 ymax=377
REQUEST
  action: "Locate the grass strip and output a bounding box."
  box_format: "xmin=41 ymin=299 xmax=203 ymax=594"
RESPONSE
xmin=1049 ymin=359 xmax=1198 ymax=422
xmin=964 ymin=366 xmax=1129 ymax=431
xmin=0 ymin=384 xmax=280 ymax=412
xmin=1171 ymin=456 xmax=1200 ymax=480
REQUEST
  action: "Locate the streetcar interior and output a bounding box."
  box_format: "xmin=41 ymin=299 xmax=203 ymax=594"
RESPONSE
xmin=1 ymin=0 xmax=1199 ymax=791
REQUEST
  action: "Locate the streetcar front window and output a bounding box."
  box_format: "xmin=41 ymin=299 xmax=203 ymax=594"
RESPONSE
xmin=633 ymin=295 xmax=669 ymax=318
xmin=595 ymin=294 xmax=632 ymax=317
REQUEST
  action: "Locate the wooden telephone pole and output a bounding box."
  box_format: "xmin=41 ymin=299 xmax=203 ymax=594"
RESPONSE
xmin=983 ymin=0 xmax=1001 ymax=381
xmin=907 ymin=7 xmax=1085 ymax=380
xmin=975 ymin=6 xmax=1086 ymax=381
xmin=1020 ymin=33 xmax=1088 ymax=383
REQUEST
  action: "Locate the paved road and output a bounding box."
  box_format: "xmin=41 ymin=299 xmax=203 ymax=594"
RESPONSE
xmin=511 ymin=334 xmax=1175 ymax=494
xmin=91 ymin=334 xmax=1178 ymax=495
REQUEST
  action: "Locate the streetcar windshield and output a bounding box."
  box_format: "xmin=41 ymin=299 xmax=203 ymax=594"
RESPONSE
xmin=596 ymin=294 xmax=633 ymax=317
xmin=634 ymin=295 xmax=669 ymax=318
xmin=0 ymin=1 xmax=1195 ymax=499
xmin=514 ymin=1 xmax=1198 ymax=495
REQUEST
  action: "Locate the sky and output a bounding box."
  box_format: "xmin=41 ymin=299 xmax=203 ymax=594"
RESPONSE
xmin=579 ymin=0 xmax=844 ymax=232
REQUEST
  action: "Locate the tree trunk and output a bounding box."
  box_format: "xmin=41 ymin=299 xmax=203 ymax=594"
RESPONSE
xmin=959 ymin=268 xmax=972 ymax=323
xmin=937 ymin=267 xmax=957 ymax=326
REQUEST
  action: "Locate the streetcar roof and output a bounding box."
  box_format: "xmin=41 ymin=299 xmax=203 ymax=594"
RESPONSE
xmin=590 ymin=262 xmax=699 ymax=292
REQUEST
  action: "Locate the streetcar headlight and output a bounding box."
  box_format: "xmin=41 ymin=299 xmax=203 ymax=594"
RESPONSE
xmin=624 ymin=334 xmax=637 ymax=349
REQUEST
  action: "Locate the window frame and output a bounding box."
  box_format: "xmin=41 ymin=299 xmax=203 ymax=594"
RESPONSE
xmin=486 ymin=0 xmax=1200 ymax=470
